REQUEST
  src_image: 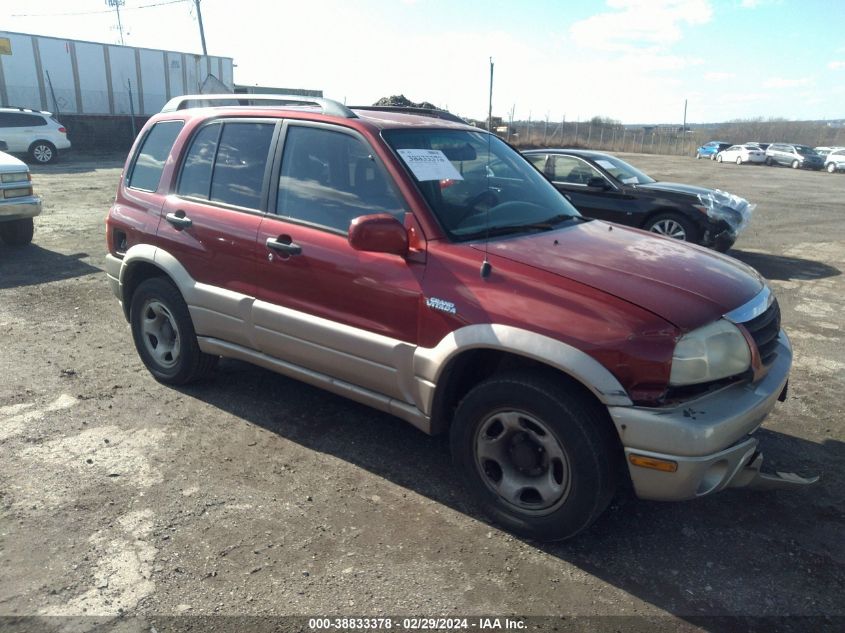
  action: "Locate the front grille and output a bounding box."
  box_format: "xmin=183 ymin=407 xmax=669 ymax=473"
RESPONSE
xmin=741 ymin=299 xmax=781 ymax=366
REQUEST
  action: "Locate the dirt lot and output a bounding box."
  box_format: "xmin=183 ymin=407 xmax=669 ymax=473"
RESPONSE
xmin=0 ymin=151 xmax=843 ymax=632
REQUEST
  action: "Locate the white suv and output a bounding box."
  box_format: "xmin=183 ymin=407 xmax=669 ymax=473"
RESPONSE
xmin=0 ymin=108 xmax=71 ymax=164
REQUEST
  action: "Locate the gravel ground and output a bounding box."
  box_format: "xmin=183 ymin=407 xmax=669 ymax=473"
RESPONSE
xmin=0 ymin=151 xmax=842 ymax=632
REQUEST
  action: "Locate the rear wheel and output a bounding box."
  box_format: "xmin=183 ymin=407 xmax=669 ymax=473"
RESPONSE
xmin=766 ymin=157 xmax=774 ymax=166
xmin=450 ymin=370 xmax=618 ymax=541
xmin=696 ymin=153 xmax=702 ymax=159
xmin=828 ymin=163 xmax=837 ymax=173
xmin=716 ymin=154 xmax=723 ymax=163
xmin=130 ymin=277 xmax=218 ymax=384
xmin=645 ymin=213 xmax=699 ymax=243
xmin=736 ymin=157 xmax=743 ymax=165
xmin=29 ymin=141 xmax=57 ymax=164
xmin=0 ymin=218 xmax=34 ymax=245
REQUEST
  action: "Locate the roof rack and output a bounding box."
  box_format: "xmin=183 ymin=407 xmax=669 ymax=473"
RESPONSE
xmin=349 ymin=105 xmax=468 ymax=124
xmin=160 ymin=94 xmax=357 ymax=118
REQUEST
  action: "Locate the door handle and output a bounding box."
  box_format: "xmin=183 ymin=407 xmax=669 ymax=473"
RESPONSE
xmin=165 ymin=212 xmax=192 ymax=229
xmin=266 ymin=236 xmax=302 ymax=256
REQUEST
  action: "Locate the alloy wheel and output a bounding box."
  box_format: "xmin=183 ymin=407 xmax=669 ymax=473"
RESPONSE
xmin=650 ymin=219 xmax=687 ymax=240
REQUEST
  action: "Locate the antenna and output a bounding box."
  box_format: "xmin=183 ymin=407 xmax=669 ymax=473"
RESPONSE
xmin=481 ymin=57 xmax=494 ymax=279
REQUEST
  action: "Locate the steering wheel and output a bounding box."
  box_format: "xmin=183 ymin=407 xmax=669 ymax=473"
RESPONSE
xmin=447 ymin=190 xmax=501 ymax=229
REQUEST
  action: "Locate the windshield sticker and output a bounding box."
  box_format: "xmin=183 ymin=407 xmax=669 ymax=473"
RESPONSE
xmin=595 ymin=159 xmax=616 ymax=170
xmin=397 ymin=149 xmax=464 ymax=182
xmin=621 ymin=176 xmax=639 ymax=184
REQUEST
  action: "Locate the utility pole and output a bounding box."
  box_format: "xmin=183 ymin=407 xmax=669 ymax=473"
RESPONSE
xmin=106 ymin=0 xmax=126 ymax=46
xmin=487 ymin=57 xmax=494 ymax=132
xmin=194 ymin=0 xmax=208 ymax=55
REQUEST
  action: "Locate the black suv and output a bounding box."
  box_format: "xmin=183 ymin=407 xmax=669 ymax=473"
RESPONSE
xmin=523 ymin=149 xmax=751 ymax=252
xmin=765 ymin=143 xmax=824 ymax=170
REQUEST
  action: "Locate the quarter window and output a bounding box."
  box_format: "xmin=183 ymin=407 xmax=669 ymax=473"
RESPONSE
xmin=277 ymin=126 xmax=406 ymax=233
xmin=127 ymin=120 xmax=184 ymax=192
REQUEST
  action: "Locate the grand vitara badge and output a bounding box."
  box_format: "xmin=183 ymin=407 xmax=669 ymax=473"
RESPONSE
xmin=426 ymin=297 xmax=457 ymax=315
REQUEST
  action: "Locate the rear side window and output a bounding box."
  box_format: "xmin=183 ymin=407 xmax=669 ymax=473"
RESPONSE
xmin=128 ymin=120 xmax=184 ymax=192
xmin=176 ymin=121 xmax=275 ymax=210
xmin=210 ymin=122 xmax=275 ymax=209
xmin=0 ymin=112 xmax=47 ymax=127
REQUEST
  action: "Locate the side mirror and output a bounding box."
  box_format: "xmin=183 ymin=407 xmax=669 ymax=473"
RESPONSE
xmin=348 ymin=213 xmax=409 ymax=256
xmin=587 ymin=176 xmax=610 ymax=190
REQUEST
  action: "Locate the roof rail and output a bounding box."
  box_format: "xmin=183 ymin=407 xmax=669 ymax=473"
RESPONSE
xmin=160 ymin=94 xmax=357 ymax=118
xmin=349 ymin=105 xmax=468 ymax=124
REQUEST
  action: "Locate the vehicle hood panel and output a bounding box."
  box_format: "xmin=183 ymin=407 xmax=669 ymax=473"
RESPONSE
xmin=635 ymin=181 xmax=713 ymax=198
xmin=478 ymin=221 xmax=764 ymax=331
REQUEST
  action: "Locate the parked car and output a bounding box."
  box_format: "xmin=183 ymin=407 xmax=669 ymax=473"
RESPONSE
xmin=105 ymin=94 xmax=812 ymax=541
xmin=522 ymin=149 xmax=750 ymax=251
xmin=765 ymin=143 xmax=824 ymax=170
xmin=0 ymin=107 xmax=71 ymax=164
xmin=695 ymin=141 xmax=731 ymax=160
xmin=0 ymin=149 xmax=41 ymax=245
xmin=716 ymin=144 xmax=766 ymax=165
xmin=824 ymin=148 xmax=845 ymax=173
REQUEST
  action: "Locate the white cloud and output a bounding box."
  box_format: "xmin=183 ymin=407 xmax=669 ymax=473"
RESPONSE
xmin=704 ymin=71 xmax=736 ymax=81
xmin=570 ymin=0 xmax=712 ymax=52
xmin=828 ymin=61 xmax=845 ymax=70
xmin=740 ymin=0 xmax=760 ymax=7
xmin=763 ymin=77 xmax=813 ymax=88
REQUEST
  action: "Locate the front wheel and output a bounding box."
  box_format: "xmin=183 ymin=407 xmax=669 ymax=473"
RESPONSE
xmin=792 ymin=160 xmax=800 ymax=169
xmin=696 ymin=153 xmax=701 ymax=159
xmin=0 ymin=218 xmax=34 ymax=245
xmin=450 ymin=371 xmax=619 ymax=541
xmin=736 ymin=157 xmax=743 ymax=165
xmin=828 ymin=163 xmax=837 ymax=173
xmin=29 ymin=141 xmax=57 ymax=164
xmin=644 ymin=213 xmax=698 ymax=243
xmin=716 ymin=154 xmax=723 ymax=163
xmin=130 ymin=277 xmax=218 ymax=384
xmin=766 ymin=157 xmax=774 ymax=166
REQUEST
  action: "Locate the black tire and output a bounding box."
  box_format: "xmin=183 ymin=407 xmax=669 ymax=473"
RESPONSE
xmin=791 ymin=160 xmax=799 ymax=169
xmin=450 ymin=370 xmax=619 ymax=541
xmin=695 ymin=153 xmax=701 ymax=160
xmin=29 ymin=141 xmax=57 ymax=164
xmin=644 ymin=212 xmax=699 ymax=243
xmin=0 ymin=218 xmax=34 ymax=245
xmin=129 ymin=277 xmax=218 ymax=384
xmin=765 ymin=157 xmax=774 ymax=166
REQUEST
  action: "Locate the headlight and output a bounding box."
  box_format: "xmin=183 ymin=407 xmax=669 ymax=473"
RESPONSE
xmin=670 ymin=319 xmax=751 ymax=385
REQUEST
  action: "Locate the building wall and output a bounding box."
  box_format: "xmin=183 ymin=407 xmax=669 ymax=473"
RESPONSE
xmin=0 ymin=30 xmax=234 ymax=117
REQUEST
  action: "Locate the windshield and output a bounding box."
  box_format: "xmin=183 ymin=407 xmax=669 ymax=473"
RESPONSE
xmin=384 ymin=129 xmax=580 ymax=241
xmin=795 ymin=146 xmax=816 ymax=156
xmin=591 ymin=155 xmax=655 ymax=185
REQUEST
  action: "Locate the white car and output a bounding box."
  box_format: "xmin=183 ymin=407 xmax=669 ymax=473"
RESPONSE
xmin=716 ymin=144 xmax=766 ymax=165
xmin=0 ymin=107 xmax=71 ymax=164
xmin=825 ymin=148 xmax=845 ymax=173
xmin=0 ymin=150 xmax=41 ymax=245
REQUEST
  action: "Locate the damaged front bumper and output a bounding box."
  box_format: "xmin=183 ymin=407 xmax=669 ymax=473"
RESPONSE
xmin=609 ymin=331 xmax=818 ymax=501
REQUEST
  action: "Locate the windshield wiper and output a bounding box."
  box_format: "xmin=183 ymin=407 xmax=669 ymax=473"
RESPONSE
xmin=460 ymin=214 xmax=581 ymax=241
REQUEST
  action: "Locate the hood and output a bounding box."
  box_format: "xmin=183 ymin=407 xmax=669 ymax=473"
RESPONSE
xmin=0 ymin=150 xmax=28 ymax=172
xmin=479 ymin=220 xmax=763 ymax=331
xmin=635 ymin=181 xmax=713 ymax=198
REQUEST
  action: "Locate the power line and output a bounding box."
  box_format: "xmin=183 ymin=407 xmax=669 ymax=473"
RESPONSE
xmin=10 ymin=0 xmax=189 ymax=19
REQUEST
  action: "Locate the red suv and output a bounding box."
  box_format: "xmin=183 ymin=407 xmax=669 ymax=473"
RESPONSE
xmin=105 ymin=95 xmax=813 ymax=540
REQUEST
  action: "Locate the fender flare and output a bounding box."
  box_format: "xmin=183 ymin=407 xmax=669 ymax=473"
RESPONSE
xmin=413 ymin=324 xmax=633 ymax=416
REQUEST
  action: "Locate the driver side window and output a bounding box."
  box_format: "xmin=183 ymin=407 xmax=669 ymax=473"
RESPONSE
xmin=551 ymin=156 xmax=603 ymax=185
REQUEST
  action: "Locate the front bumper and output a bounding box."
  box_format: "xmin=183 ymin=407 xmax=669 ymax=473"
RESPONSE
xmin=0 ymin=195 xmax=42 ymax=220
xmin=105 ymin=253 xmax=123 ymax=304
xmin=608 ymin=331 xmax=812 ymax=501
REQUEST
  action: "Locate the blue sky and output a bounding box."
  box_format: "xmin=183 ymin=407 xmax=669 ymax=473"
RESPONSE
xmin=5 ymin=0 xmax=845 ymax=123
